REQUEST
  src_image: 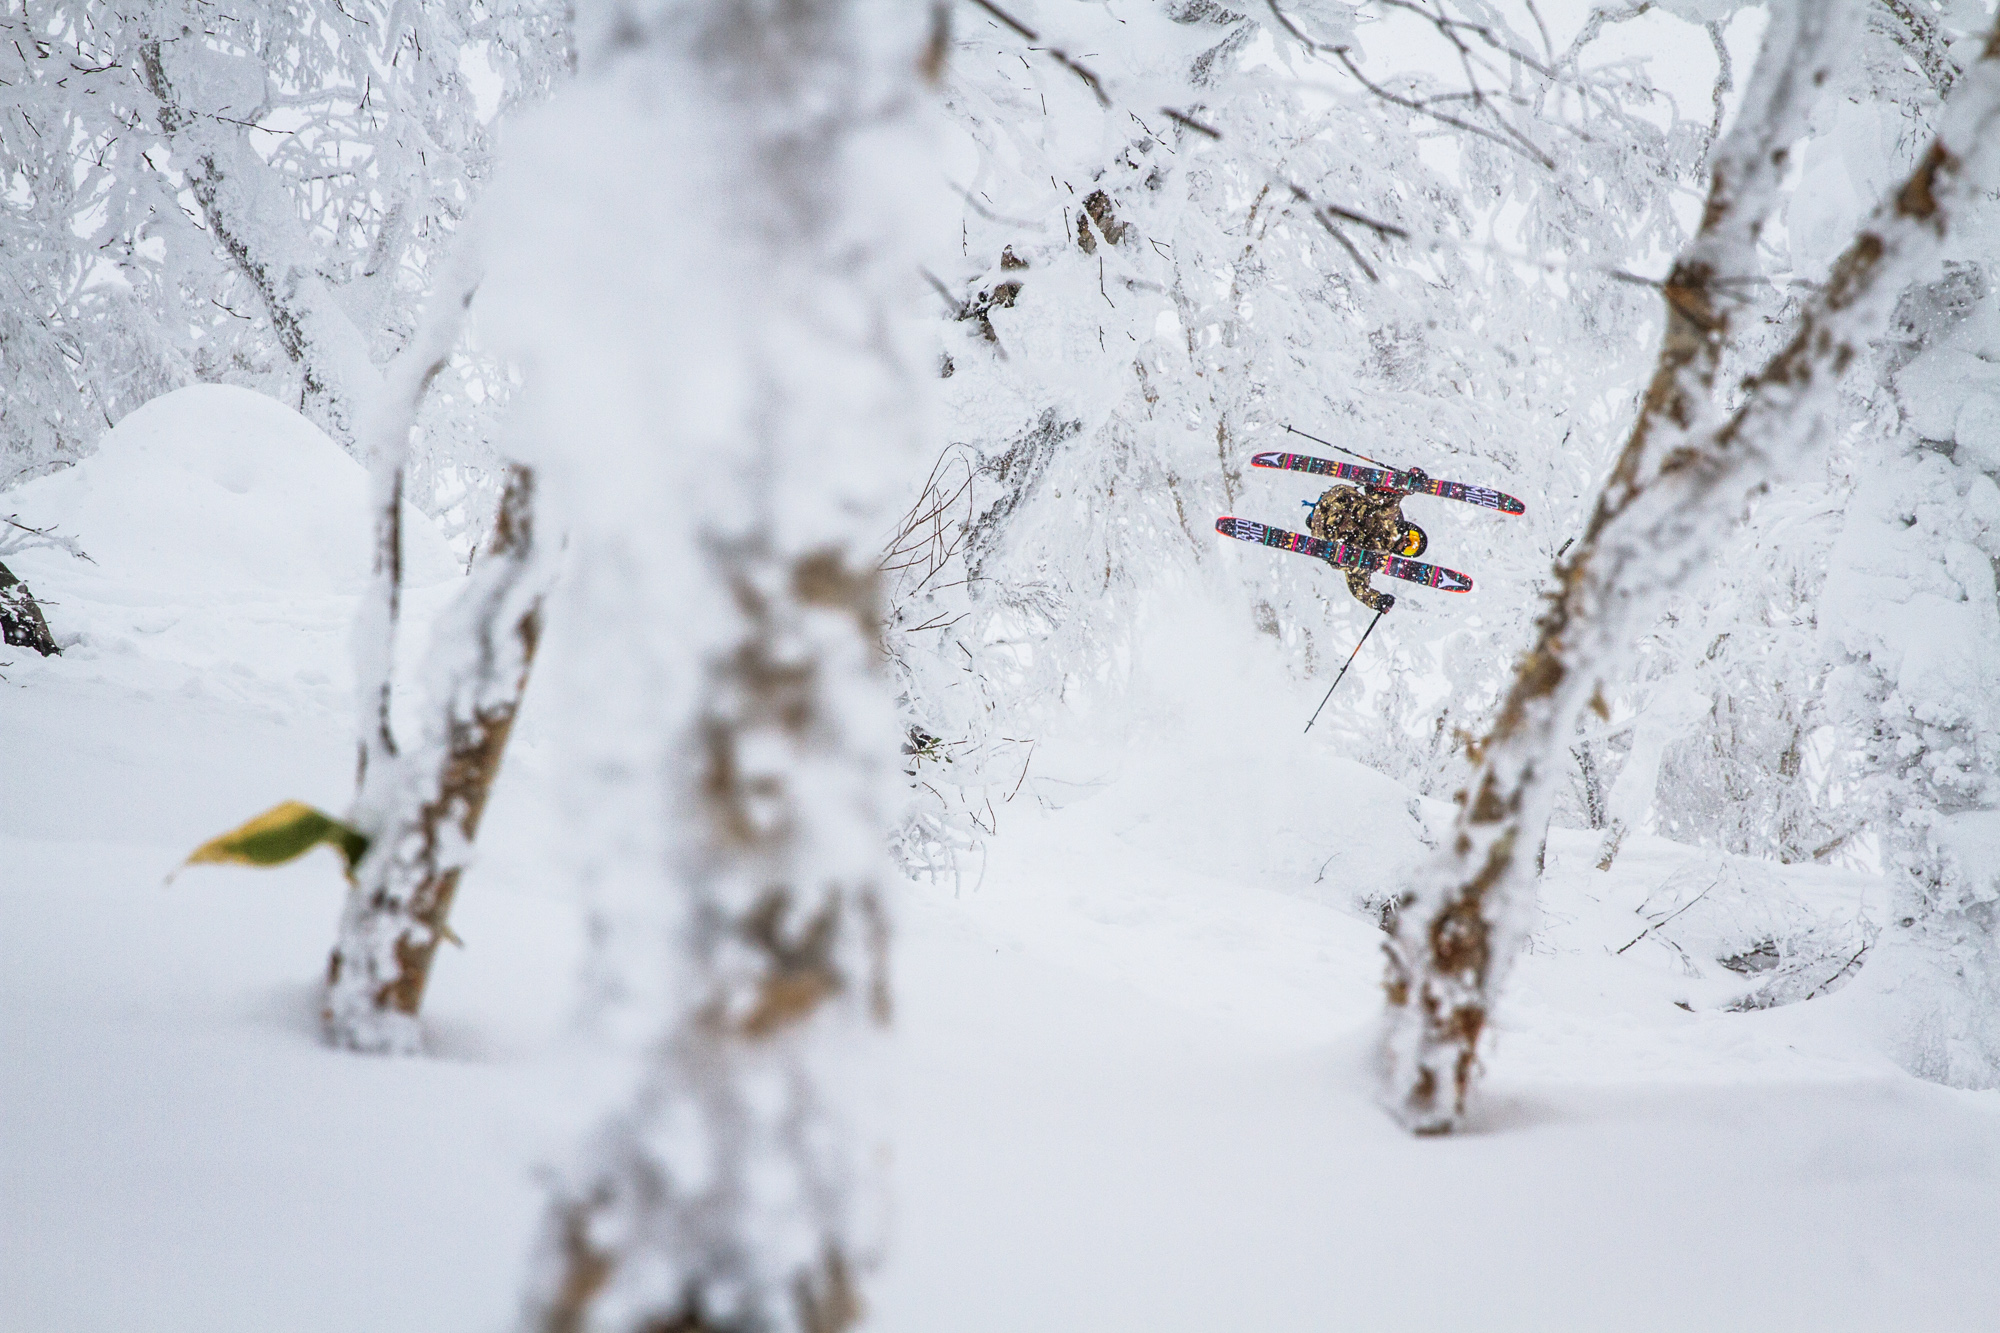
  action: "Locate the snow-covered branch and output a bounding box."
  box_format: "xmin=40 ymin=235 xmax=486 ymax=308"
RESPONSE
xmin=135 ymin=34 xmax=380 ymax=447
xmin=324 ymin=463 xmax=546 ymax=1052
xmin=349 ymin=247 xmax=488 ymax=802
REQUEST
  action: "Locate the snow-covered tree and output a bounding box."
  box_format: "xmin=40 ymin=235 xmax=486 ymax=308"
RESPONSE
xmin=1378 ymin=0 xmax=2000 ymax=1134
xmin=0 ymin=0 xmax=568 ymax=1044
xmin=1633 ymin=0 xmax=1973 ymax=870
xmin=461 ymin=2 xmax=940 ymax=1327
xmin=1634 ymin=1 xmax=2000 ymax=1035
xmin=0 ymin=0 xmax=564 ymax=528
xmin=1825 ymin=188 xmax=2000 ymax=1086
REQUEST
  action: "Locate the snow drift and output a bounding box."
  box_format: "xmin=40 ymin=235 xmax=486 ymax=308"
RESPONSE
xmin=4 ymin=384 xmax=457 ymax=601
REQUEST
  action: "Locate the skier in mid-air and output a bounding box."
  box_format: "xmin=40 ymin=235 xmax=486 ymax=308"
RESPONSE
xmin=1306 ymin=469 xmax=1427 ymax=613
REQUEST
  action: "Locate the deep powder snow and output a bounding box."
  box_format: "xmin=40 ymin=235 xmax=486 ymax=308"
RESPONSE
xmin=3 ymin=390 xmax=1998 ymax=1331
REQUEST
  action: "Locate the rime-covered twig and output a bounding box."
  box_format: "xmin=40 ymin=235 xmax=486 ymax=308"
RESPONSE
xmin=1379 ymin=1 xmax=2000 ymax=1134
xmin=0 ymin=515 xmax=92 ymax=563
xmin=135 ymin=37 xmax=381 ymax=449
xmin=1616 ymin=872 xmax=1723 ymax=955
xmin=980 ymin=2 xmax=1710 ymax=294
xmin=1803 ymin=940 xmax=1871 ymax=1001
xmin=1880 ymin=0 xmax=1957 ymax=99
xmin=1373 ymin=0 xmax=1557 ymax=80
xmin=962 ymin=0 xmax=1109 ymax=106
xmin=1703 ymin=21 xmax=1734 ymax=159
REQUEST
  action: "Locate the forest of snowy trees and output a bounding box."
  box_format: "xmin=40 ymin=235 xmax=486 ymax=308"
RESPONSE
xmin=5 ymin=0 xmax=2000 ymax=1329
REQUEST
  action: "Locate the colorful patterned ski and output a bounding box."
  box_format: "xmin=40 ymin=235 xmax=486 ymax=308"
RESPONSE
xmin=1250 ymin=450 xmax=1526 ymax=516
xmin=1215 ymin=516 xmax=1474 ymax=593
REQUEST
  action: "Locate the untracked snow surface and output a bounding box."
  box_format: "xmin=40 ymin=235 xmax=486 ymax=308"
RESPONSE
xmin=5 ymin=395 xmax=2000 ymax=1331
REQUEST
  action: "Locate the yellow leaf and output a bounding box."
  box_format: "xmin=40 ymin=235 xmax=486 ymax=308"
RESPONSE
xmin=181 ymin=800 xmax=370 ymax=878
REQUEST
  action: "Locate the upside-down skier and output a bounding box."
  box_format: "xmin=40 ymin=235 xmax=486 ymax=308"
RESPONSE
xmin=1306 ymin=470 xmax=1428 ymax=613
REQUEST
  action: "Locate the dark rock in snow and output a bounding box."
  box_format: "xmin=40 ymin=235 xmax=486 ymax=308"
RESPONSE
xmin=0 ymin=559 xmax=60 ymax=656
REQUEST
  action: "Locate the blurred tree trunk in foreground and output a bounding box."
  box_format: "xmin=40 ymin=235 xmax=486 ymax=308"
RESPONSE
xmin=476 ymin=2 xmax=940 ymax=1329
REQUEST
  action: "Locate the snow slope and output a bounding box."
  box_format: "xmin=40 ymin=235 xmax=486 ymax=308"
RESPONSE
xmin=4 ymin=392 xmax=1999 ymax=1331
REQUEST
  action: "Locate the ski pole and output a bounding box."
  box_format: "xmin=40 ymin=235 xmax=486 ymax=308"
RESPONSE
xmin=1283 ymin=423 xmax=1391 ymax=470
xmin=1305 ymin=607 xmax=1386 ymax=734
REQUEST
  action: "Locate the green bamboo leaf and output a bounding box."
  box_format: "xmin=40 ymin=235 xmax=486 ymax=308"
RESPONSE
xmin=181 ymin=800 xmax=370 ymax=877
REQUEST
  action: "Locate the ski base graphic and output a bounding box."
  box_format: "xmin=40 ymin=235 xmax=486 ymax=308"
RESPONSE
xmin=1216 ymin=516 xmax=1474 ymax=593
xmin=1250 ymin=450 xmax=1526 ymax=517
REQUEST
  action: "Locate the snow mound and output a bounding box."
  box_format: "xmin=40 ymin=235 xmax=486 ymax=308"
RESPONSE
xmin=5 ymin=384 xmax=456 ymax=596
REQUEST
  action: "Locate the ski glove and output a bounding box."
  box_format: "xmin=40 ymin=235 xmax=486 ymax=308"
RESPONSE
xmin=1377 ymin=593 xmax=1396 ymax=613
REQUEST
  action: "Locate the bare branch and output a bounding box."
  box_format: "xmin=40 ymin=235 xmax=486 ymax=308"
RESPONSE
xmin=954 ymin=1 xmax=1404 ymax=279
xmin=1615 ymin=873 xmax=1724 ymax=954
xmin=1161 ymin=105 xmax=1222 ymax=139
xmin=1265 ymin=0 xmax=1558 ymax=169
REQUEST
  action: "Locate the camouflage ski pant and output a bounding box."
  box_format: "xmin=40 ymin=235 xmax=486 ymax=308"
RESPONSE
xmin=1308 ymin=484 xmax=1405 ymax=613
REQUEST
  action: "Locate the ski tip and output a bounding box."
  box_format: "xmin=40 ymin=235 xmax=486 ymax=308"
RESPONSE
xmin=1215 ymin=515 xmax=1236 ymax=533
xmin=1501 ymin=499 xmax=1527 ymax=516
xmin=1248 ymin=451 xmax=1287 ymax=469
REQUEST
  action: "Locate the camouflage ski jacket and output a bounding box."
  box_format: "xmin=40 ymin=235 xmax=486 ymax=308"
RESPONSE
xmin=1307 ymin=484 xmax=1406 ymax=613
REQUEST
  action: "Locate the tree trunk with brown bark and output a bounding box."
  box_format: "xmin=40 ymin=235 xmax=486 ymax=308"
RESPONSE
xmin=1378 ymin=2 xmax=2000 ymax=1134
